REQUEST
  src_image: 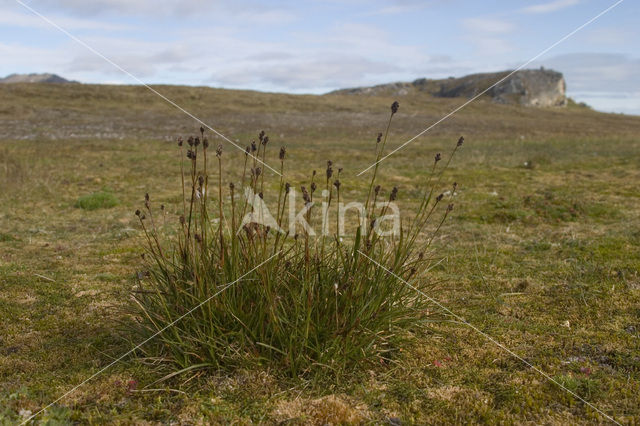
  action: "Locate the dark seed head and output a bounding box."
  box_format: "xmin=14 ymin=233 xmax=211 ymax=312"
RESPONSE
xmin=310 ymin=182 xmax=317 ymax=193
xmin=285 ymin=182 xmax=291 ymax=193
xmin=229 ymin=182 xmax=235 ymax=191
xmin=187 ymin=136 xmax=194 ymax=146
xmin=374 ymin=185 xmax=381 ymax=195
xmin=447 ymin=203 xmax=454 ymax=212
xmin=453 ymin=182 xmax=458 ymax=191
xmin=245 ymin=146 xmax=250 ymax=156
xmin=200 ymin=126 xmax=205 ymax=134
xmin=135 ymin=209 xmax=141 ymax=216
xmin=259 ymin=192 xmax=264 ymax=199
xmin=194 ymin=233 xmax=202 ymax=243
xmin=262 ymin=136 xmax=269 ymax=146
xmin=390 ymin=186 xmax=398 ymax=201
xmin=145 ymin=193 xmax=149 ymax=202
xmin=376 ymin=132 xmax=382 ymax=143
xmin=435 ymin=153 xmax=442 ymax=163
xmin=436 ymin=193 xmax=444 ymax=202
xmin=279 ymin=146 xmax=286 ymax=160
xmin=194 ymin=137 xmax=200 ymax=147
xmin=160 ymin=204 xmax=165 ymax=211
xmin=198 ymin=175 xmax=204 ymax=186
xmin=177 ymin=137 xmax=183 ymax=147
xmin=251 ymin=141 xmax=257 ymax=152
xmin=202 ymin=138 xmax=209 ymax=149
xmin=258 ymin=130 xmax=265 ymax=142
xmin=326 ymin=164 xmax=333 ymax=179
xmin=179 ymin=215 xmax=185 ymax=225
xmin=255 ymin=167 xmax=262 ymax=177
xmin=391 ymin=101 xmax=399 ymax=115
xmin=333 ymin=179 xmax=341 ymax=189
xmin=457 ymin=136 xmax=464 ymax=147
xmin=216 ymin=144 xmax=222 ymax=157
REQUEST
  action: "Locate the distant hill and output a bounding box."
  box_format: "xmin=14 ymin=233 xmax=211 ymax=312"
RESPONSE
xmin=0 ymin=73 xmax=76 ymax=84
xmin=330 ymin=68 xmax=567 ymax=107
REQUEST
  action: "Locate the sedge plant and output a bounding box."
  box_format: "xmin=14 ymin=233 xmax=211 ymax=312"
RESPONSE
xmin=130 ymin=101 xmax=463 ymax=380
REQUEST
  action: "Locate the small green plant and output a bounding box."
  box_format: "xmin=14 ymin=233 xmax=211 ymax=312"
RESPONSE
xmin=130 ymin=101 xmax=463 ymax=379
xmin=76 ymin=190 xmax=119 ymax=210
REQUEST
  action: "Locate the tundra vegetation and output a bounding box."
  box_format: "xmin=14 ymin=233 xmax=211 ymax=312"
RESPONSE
xmin=0 ymin=83 xmax=639 ymax=424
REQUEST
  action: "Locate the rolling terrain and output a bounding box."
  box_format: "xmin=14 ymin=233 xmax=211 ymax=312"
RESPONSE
xmin=1 ymin=82 xmax=640 ymax=424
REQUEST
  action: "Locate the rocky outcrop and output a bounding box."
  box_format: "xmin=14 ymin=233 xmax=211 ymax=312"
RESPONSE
xmin=330 ymin=68 xmax=567 ymax=107
xmin=0 ymin=73 xmax=75 ymax=84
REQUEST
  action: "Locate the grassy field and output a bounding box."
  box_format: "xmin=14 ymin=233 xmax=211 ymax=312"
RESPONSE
xmin=1 ymin=82 xmax=640 ymax=424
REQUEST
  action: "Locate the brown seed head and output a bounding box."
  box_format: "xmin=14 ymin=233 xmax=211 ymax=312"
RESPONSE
xmin=216 ymin=144 xmax=222 ymax=157
xmin=279 ymin=146 xmax=286 ymax=160
xmin=390 ymin=186 xmax=398 ymax=201
xmin=251 ymin=141 xmax=257 ymax=152
xmin=200 ymin=126 xmax=205 ymax=134
xmin=258 ymin=130 xmax=265 ymax=142
xmin=203 ymin=138 xmax=209 ymax=149
xmin=198 ymin=175 xmax=204 ymax=187
xmin=376 ymin=132 xmax=382 ymax=143
xmin=435 ymin=153 xmax=442 ymax=163
xmin=333 ymin=179 xmax=341 ymax=189
xmin=229 ymin=182 xmax=235 ymax=191
xmin=194 ymin=233 xmax=202 ymax=243
xmin=179 ymin=215 xmax=185 ymax=225
xmin=453 ymin=182 xmax=458 ymax=191
xmin=259 ymin=192 xmax=264 ymax=199
xmin=391 ymin=101 xmax=399 ymax=115
xmin=187 ymin=136 xmax=194 ymax=146
xmin=447 ymin=203 xmax=454 ymax=212
xmin=457 ymin=136 xmax=464 ymax=147
xmin=285 ymin=182 xmax=291 ymax=193
xmin=255 ymin=167 xmax=262 ymax=177
xmin=245 ymin=146 xmax=250 ymax=156
xmin=135 ymin=209 xmax=141 ymax=216
xmin=436 ymin=193 xmax=444 ymax=202
xmin=310 ymin=182 xmax=317 ymax=193
xmin=262 ymin=136 xmax=269 ymax=146
xmin=194 ymin=137 xmax=200 ymax=147
xmin=160 ymin=204 xmax=165 ymax=211
xmin=374 ymin=185 xmax=381 ymax=195
xmin=177 ymin=137 xmax=183 ymax=147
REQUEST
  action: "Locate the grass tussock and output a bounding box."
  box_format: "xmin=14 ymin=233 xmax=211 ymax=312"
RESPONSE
xmin=76 ymin=190 xmax=120 ymax=210
xmin=130 ymin=102 xmax=462 ymax=379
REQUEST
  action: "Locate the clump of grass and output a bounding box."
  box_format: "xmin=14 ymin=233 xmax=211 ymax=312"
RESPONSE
xmin=130 ymin=102 xmax=463 ymax=379
xmin=76 ymin=190 xmax=119 ymax=210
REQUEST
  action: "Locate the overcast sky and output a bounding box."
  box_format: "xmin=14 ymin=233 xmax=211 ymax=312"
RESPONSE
xmin=1 ymin=0 xmax=638 ymax=114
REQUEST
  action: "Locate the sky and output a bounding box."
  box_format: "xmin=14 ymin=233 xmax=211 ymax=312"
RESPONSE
xmin=1 ymin=0 xmax=638 ymax=115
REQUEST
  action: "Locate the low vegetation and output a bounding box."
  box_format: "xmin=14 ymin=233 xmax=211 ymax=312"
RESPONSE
xmin=0 ymin=83 xmax=639 ymax=423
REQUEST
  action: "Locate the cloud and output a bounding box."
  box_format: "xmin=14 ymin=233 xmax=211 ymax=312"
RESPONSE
xmin=462 ymin=17 xmax=514 ymax=56
xmin=18 ymin=0 xmax=297 ymax=22
xmin=0 ymin=8 xmax=131 ymax=31
xmin=540 ymin=52 xmax=640 ymax=93
xmin=463 ymin=17 xmax=515 ymax=34
xmin=211 ymin=54 xmax=400 ymax=92
xmin=522 ymin=0 xmax=579 ymax=14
